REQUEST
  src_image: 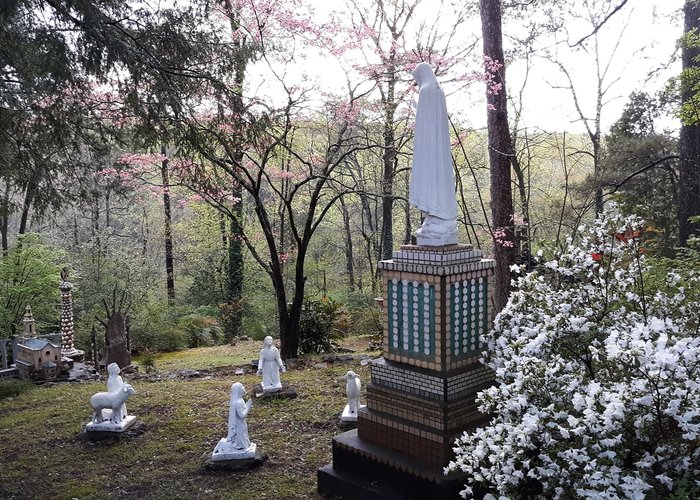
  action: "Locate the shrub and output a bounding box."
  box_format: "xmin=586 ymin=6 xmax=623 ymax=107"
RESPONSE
xmin=177 ymin=307 xmax=224 ymax=348
xmin=345 ymin=291 xmax=382 ymax=337
xmin=298 ymin=296 xmax=346 ymax=354
xmin=447 ymin=207 xmax=700 ymax=499
xmin=129 ymin=301 xmax=188 ymax=352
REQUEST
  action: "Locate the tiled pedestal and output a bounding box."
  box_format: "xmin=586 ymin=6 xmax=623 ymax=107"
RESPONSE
xmin=318 ymin=244 xmax=496 ymax=499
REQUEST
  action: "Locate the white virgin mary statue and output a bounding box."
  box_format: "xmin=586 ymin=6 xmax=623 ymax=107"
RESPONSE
xmin=409 ymin=62 xmax=459 ymax=246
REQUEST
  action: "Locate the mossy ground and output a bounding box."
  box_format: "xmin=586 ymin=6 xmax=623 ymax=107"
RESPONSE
xmin=0 ymin=336 xmax=379 ymax=499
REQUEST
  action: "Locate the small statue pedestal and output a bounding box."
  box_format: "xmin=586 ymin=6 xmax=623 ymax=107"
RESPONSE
xmin=82 ymin=416 xmax=143 ymax=442
xmin=204 ymin=450 xmax=268 ymax=472
xmin=253 ymin=382 xmax=297 ymax=399
xmin=340 ymin=403 xmax=366 ymax=423
xmin=85 ymin=375 xmax=137 ymax=439
xmin=211 ymin=440 xmax=257 ymax=461
xmin=85 ymin=414 xmax=137 ymax=433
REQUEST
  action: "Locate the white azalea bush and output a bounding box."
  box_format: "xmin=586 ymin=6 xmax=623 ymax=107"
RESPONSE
xmin=447 ymin=208 xmax=700 ymax=499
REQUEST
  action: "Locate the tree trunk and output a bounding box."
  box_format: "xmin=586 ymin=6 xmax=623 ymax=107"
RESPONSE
xmin=227 ymin=117 xmax=244 ymax=340
xmin=340 ymin=196 xmax=355 ymax=291
xmin=18 ymin=183 xmax=34 ymax=235
xmin=481 ymin=0 xmax=515 ymax=312
xmin=160 ymin=145 xmax=175 ymax=304
xmin=679 ymin=0 xmax=700 ymax=245
xmin=1 ymin=183 xmax=9 ymax=253
xmin=380 ymin=70 xmax=397 ymax=261
xmin=511 ymin=153 xmax=529 ymax=256
xmin=223 ymin=3 xmax=246 ymax=339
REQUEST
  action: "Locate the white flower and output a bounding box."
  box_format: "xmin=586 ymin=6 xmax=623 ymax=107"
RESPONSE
xmin=447 ymin=207 xmax=700 ymax=497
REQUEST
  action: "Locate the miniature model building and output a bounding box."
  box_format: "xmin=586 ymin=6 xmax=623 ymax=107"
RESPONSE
xmin=15 ymin=337 xmax=62 ymax=380
xmin=59 ymin=267 xmax=84 ymax=360
xmin=15 ymin=306 xmax=62 ymax=380
xmin=23 ymin=305 xmax=36 ymax=336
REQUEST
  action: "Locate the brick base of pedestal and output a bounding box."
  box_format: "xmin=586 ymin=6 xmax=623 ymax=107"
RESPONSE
xmin=317 ymin=430 xmax=468 ymax=499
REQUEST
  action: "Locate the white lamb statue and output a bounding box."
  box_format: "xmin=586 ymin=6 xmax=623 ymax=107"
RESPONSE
xmin=86 ymin=383 xmax=138 ymax=433
xmin=90 ymin=384 xmax=135 ymax=423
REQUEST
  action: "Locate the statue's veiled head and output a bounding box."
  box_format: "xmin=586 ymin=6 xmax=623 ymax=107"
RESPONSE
xmin=412 ymin=62 xmax=437 ymax=88
xmin=231 ymin=381 xmax=246 ymax=399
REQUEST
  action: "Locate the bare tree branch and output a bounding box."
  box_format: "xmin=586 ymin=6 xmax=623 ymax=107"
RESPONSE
xmin=571 ymin=0 xmax=629 ymax=47
xmin=605 ymin=155 xmax=679 ymax=195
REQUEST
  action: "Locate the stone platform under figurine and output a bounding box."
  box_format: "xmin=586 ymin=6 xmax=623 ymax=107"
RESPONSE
xmin=204 ymin=451 xmax=268 ymax=472
xmin=253 ymin=382 xmax=297 ymax=399
xmin=318 ymin=244 xmax=495 ymax=499
xmin=85 ymin=414 xmax=137 ymax=433
xmin=211 ymin=440 xmax=257 ymax=460
xmin=82 ymin=418 xmax=144 ymax=441
xmin=340 ymin=403 xmax=366 ymax=423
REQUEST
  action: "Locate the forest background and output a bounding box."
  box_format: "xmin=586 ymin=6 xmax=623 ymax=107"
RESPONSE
xmin=1 ymin=0 xmax=695 ymax=360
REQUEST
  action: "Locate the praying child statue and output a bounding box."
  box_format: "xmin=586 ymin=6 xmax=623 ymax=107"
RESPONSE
xmin=211 ymin=382 xmax=257 ymax=460
xmin=257 ymin=336 xmax=286 ymax=393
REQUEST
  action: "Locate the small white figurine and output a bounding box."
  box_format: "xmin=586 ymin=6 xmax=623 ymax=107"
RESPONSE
xmin=212 ymin=382 xmax=256 ymax=460
xmin=89 ymin=384 xmax=135 ymax=425
xmin=257 ymin=336 xmax=286 ymax=392
xmin=341 ymin=371 xmax=365 ymax=422
xmin=105 ymin=362 xmax=127 ymax=422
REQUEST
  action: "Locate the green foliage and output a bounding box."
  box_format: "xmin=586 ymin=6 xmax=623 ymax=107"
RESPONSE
xmin=604 ymin=91 xmax=678 ymax=254
xmin=680 ymin=29 xmax=700 ymax=126
xmin=668 ymin=476 xmax=700 ymax=500
xmin=179 ymin=204 xmax=229 ymax=309
xmin=141 ymin=351 xmax=156 ymax=373
xmin=0 ymin=234 xmax=63 ymax=337
xmin=298 ymin=297 xmax=347 ymax=355
xmin=129 ymin=301 xmax=188 ymax=352
xmin=176 ymin=306 xmax=224 ymax=348
xmin=644 ymin=239 xmax=700 ymax=335
xmin=0 ymin=378 xmax=35 ymax=399
xmin=345 ymin=291 xmax=382 ymax=337
xmin=129 ymin=302 xmax=224 ymax=353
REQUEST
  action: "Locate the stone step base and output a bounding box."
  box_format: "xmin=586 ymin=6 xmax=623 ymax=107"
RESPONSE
xmin=317 ymin=429 xmax=467 ymax=499
xmin=357 ymin=408 xmax=489 ymax=466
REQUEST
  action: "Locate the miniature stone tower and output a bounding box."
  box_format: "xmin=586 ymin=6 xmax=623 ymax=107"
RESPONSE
xmin=59 ymin=267 xmax=83 ymax=360
xmin=23 ymin=305 xmax=36 ymax=336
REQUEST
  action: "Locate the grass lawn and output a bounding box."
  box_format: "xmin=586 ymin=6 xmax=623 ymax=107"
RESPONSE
xmin=0 ymin=336 xmax=379 ymax=499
